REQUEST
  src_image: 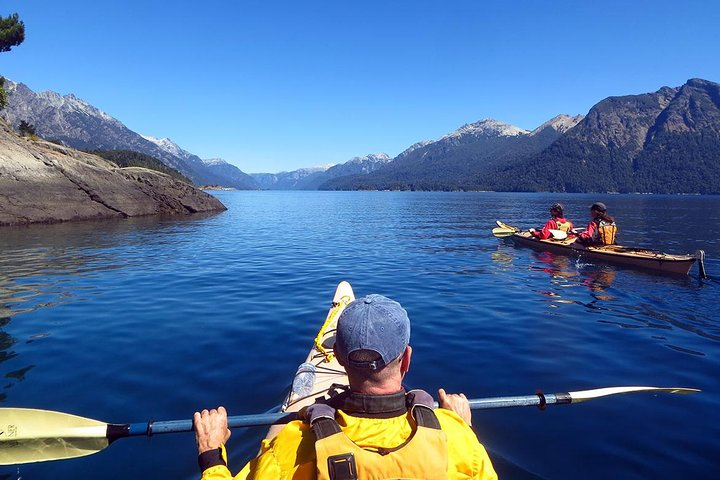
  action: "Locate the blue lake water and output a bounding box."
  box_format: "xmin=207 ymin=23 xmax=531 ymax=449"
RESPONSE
xmin=0 ymin=191 xmax=718 ymax=479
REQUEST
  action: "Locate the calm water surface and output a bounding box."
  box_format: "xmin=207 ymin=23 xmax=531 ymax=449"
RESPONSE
xmin=0 ymin=191 xmax=718 ymax=479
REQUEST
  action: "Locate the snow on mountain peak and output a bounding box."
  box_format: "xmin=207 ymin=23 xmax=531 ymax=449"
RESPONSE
xmin=202 ymin=158 xmax=229 ymax=166
xmin=348 ymin=153 xmax=391 ymax=164
xmin=442 ymin=119 xmax=528 ymax=140
xmin=529 ymin=114 xmax=584 ymax=136
xmin=141 ymin=135 xmax=192 ymax=159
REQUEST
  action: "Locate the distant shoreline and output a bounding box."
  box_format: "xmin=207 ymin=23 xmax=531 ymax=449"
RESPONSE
xmin=200 ymin=185 xmax=238 ymax=191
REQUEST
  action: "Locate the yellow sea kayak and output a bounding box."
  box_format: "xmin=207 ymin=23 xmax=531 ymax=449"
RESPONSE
xmin=264 ymin=281 xmax=354 ymax=440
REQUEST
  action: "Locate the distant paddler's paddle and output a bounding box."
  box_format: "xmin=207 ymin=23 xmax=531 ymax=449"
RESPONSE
xmin=496 ymin=220 xmax=520 ymax=232
xmin=0 ymin=386 xmax=699 ymax=465
xmin=492 ymin=227 xmax=516 ymax=237
xmin=493 ymin=220 xmax=521 ymax=237
xmin=548 ymin=229 xmax=568 ymax=240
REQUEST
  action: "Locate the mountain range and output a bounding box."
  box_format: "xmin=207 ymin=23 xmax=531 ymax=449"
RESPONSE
xmin=321 ymin=117 xmax=583 ymax=191
xmin=488 ymin=78 xmax=720 ymax=194
xmin=0 ymin=79 xmax=257 ymax=190
xmin=250 ymin=153 xmax=392 ymax=190
xmin=2 ymin=77 xmax=719 ymax=194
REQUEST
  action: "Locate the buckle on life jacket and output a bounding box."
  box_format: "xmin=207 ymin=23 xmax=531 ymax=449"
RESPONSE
xmin=327 ymin=453 xmax=358 ymax=480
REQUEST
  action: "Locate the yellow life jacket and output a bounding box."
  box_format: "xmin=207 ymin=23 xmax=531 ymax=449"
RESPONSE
xmin=311 ymin=391 xmax=449 ymax=480
xmin=555 ymin=219 xmax=572 ymax=233
xmin=597 ymin=221 xmax=617 ymax=245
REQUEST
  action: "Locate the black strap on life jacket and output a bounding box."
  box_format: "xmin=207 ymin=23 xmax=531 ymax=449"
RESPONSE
xmin=310 ymin=389 xmax=441 ymax=442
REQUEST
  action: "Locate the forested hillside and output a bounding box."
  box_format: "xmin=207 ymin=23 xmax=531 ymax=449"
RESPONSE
xmin=487 ymin=79 xmax=720 ymax=193
xmin=89 ymin=150 xmax=192 ymax=183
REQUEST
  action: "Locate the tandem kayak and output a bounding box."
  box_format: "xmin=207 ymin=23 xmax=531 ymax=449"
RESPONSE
xmin=510 ymin=231 xmax=705 ymax=276
xmin=264 ymin=281 xmax=355 ymax=441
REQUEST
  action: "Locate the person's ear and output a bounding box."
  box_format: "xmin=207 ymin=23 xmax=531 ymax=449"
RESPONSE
xmin=400 ymin=345 xmax=412 ymax=374
xmin=333 ymin=346 xmax=346 ymax=366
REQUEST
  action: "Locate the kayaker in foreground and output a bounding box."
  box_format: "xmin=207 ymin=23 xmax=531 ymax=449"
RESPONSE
xmin=576 ymin=202 xmax=617 ymax=246
xmin=529 ymin=202 xmax=574 ymax=240
xmin=194 ymin=294 xmax=498 ymax=479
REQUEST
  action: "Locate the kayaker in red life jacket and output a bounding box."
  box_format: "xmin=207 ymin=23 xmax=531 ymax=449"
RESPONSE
xmin=576 ymin=202 xmax=618 ymax=246
xmin=529 ymin=202 xmax=574 ymax=240
xmin=193 ymin=295 xmax=498 ymax=480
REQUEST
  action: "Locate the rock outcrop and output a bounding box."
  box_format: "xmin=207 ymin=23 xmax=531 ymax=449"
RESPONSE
xmin=0 ymin=121 xmax=226 ymax=226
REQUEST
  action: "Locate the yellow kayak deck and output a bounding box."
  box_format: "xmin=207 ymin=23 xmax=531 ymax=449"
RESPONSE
xmin=265 ymin=281 xmax=354 ymax=440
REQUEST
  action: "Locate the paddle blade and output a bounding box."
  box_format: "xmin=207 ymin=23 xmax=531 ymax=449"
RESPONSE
xmin=0 ymin=408 xmax=109 ymax=465
xmin=496 ymin=220 xmax=520 ymax=232
xmin=568 ymin=386 xmax=701 ymax=403
xmin=492 ymin=227 xmax=516 ymax=237
xmin=549 ymin=229 xmax=568 ymax=240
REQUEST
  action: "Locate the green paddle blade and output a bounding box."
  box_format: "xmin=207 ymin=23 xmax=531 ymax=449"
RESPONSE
xmin=0 ymin=408 xmax=109 ymax=465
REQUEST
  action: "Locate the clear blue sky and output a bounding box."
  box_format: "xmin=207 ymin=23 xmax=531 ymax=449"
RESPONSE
xmin=2 ymin=1 xmax=719 ymax=173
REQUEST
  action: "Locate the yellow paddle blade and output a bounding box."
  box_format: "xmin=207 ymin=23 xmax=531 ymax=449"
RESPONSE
xmin=492 ymin=227 xmax=516 ymax=237
xmin=0 ymin=408 xmax=109 ymax=465
xmin=496 ymin=220 xmax=520 ymax=232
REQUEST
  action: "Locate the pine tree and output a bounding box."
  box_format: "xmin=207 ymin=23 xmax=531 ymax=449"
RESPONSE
xmin=18 ymin=120 xmax=35 ymax=137
xmin=0 ymin=12 xmax=25 ymax=109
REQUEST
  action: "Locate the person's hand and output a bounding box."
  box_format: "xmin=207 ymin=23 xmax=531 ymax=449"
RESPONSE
xmin=194 ymin=406 xmax=231 ymax=455
xmin=438 ymin=388 xmax=472 ymax=426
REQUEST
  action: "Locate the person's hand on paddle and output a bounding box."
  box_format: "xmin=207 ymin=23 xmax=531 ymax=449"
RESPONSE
xmin=194 ymin=406 xmax=231 ymax=454
xmin=438 ymin=388 xmax=472 ymax=426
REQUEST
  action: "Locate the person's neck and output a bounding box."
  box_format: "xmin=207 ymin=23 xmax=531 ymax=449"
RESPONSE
xmin=349 ymin=380 xmax=403 ymax=396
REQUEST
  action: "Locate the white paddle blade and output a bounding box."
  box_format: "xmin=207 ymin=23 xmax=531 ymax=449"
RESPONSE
xmin=568 ymin=386 xmax=701 ymax=403
xmin=0 ymin=408 xmax=109 ymax=465
xmin=549 ymin=229 xmax=568 ymax=240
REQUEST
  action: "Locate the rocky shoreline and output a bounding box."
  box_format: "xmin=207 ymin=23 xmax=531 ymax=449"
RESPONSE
xmin=0 ymin=121 xmax=226 ymax=227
